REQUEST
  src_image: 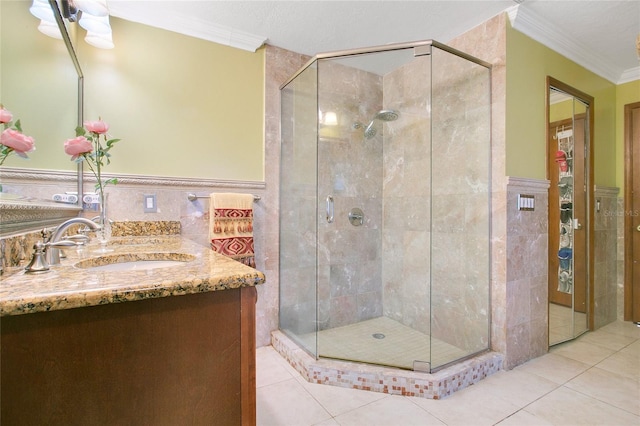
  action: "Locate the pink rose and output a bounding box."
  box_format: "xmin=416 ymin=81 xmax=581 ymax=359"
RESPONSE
xmin=0 ymin=108 xmax=12 ymax=124
xmin=1 ymin=128 xmax=35 ymax=157
xmin=64 ymin=136 xmax=93 ymax=161
xmin=84 ymin=119 xmax=109 ymax=134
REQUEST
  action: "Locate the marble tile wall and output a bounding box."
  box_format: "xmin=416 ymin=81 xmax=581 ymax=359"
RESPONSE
xmin=593 ymin=187 xmax=619 ymax=327
xmin=505 ymin=177 xmax=550 ymax=368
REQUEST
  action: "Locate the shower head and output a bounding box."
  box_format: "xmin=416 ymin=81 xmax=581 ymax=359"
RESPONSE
xmin=363 ymin=122 xmax=377 ymax=139
xmin=361 ymin=109 xmax=399 ymax=139
xmin=374 ymin=109 xmax=399 ymax=122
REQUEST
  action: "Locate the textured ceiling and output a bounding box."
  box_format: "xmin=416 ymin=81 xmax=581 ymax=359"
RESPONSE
xmin=108 ymin=0 xmax=640 ymax=84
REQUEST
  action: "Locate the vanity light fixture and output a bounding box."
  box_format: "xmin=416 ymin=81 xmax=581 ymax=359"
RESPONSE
xmin=319 ymin=110 xmax=338 ymax=126
xmin=85 ymin=30 xmax=114 ymax=49
xmin=30 ymin=0 xmax=115 ymax=49
xmin=37 ymin=19 xmax=64 ymax=39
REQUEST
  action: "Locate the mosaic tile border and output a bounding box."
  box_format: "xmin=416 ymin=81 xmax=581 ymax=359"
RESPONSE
xmin=271 ymin=330 xmax=503 ymax=399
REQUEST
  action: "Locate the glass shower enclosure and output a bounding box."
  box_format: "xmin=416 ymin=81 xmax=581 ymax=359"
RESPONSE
xmin=279 ymin=40 xmax=491 ymax=373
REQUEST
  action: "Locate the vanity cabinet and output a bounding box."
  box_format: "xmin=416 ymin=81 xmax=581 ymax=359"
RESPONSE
xmin=1 ymin=286 xmax=257 ymax=425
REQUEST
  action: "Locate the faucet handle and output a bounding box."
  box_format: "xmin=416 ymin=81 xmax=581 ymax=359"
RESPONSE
xmin=40 ymin=228 xmax=53 ymax=243
xmin=47 ymin=240 xmax=79 ymax=250
xmin=25 ymin=241 xmax=50 ymax=273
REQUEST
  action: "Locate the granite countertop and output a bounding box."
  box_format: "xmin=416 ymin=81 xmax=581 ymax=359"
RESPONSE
xmin=0 ymin=235 xmax=265 ymax=317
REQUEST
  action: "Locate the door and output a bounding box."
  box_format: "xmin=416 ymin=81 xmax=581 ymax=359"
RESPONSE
xmin=547 ymin=77 xmax=593 ymax=346
xmin=624 ymin=102 xmax=640 ymax=322
xmin=548 ymin=114 xmax=587 ymax=312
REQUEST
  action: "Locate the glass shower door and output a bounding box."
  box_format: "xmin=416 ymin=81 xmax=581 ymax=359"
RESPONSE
xmin=429 ymin=45 xmax=492 ymax=370
xmin=279 ymin=62 xmax=319 ymax=357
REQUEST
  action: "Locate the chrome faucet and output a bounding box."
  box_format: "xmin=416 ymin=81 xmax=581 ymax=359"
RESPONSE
xmin=46 ymin=217 xmax=101 ymax=265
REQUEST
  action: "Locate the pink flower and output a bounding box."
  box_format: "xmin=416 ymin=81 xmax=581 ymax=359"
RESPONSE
xmin=0 ymin=107 xmax=12 ymax=124
xmin=84 ymin=119 xmax=109 ymax=134
xmin=1 ymin=128 xmax=35 ymax=157
xmin=64 ymin=136 xmax=93 ymax=161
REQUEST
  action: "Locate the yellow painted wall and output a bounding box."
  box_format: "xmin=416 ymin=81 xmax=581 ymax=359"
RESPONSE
xmin=615 ymin=80 xmax=640 ymax=190
xmin=506 ymin=23 xmax=617 ymax=187
xmin=78 ymin=17 xmax=265 ymax=181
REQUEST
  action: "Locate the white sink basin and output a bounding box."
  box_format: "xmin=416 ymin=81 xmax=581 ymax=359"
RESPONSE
xmin=86 ymin=260 xmax=187 ymax=272
xmin=75 ymin=253 xmax=196 ymax=272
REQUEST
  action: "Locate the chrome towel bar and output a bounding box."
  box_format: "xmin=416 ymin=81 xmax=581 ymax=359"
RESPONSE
xmin=187 ymin=193 xmax=261 ymax=202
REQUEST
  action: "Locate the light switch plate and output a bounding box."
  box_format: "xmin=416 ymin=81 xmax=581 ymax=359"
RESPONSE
xmin=144 ymin=194 xmax=157 ymax=213
xmin=517 ymin=194 xmax=535 ymax=211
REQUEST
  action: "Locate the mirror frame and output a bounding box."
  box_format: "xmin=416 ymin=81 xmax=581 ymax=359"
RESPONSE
xmin=0 ymin=0 xmax=84 ymax=237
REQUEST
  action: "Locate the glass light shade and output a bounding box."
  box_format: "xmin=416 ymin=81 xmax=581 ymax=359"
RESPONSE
xmin=323 ymin=111 xmax=338 ymax=126
xmin=29 ymin=0 xmax=55 ymax=22
xmin=74 ymin=0 xmax=109 ymax=17
xmin=85 ymin=31 xmax=114 ymax=49
xmin=38 ymin=20 xmax=63 ymax=39
xmin=79 ymin=13 xmax=111 ymax=34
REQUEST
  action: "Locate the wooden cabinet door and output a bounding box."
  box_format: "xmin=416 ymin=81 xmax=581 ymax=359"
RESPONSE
xmin=624 ymin=102 xmax=640 ymax=322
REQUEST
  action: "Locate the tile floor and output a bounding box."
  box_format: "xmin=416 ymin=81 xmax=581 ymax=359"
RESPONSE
xmin=256 ymin=320 xmax=640 ymax=425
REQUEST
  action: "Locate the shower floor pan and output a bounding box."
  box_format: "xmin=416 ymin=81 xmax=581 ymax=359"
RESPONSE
xmin=272 ymin=317 xmax=503 ymax=399
xmin=302 ymin=316 xmax=467 ymax=370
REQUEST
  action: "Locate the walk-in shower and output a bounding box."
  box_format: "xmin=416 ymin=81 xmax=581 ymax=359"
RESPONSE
xmin=279 ymin=40 xmax=492 ymax=382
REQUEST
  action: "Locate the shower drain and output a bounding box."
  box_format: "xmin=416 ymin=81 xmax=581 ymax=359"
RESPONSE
xmin=372 ymin=333 xmax=386 ymax=339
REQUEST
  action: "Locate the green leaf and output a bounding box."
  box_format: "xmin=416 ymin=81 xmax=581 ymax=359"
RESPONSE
xmin=14 ymin=119 xmax=22 ymax=132
xmin=75 ymin=126 xmax=86 ymax=137
xmin=105 ymin=138 xmax=121 ymax=148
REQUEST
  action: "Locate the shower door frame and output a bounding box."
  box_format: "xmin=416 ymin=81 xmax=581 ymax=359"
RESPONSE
xmin=280 ymin=40 xmax=493 ymax=373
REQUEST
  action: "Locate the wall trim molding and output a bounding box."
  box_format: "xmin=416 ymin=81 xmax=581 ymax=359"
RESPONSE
xmin=0 ymin=167 xmax=266 ymax=190
xmin=594 ymin=185 xmax=620 ymax=198
xmin=506 ymin=176 xmax=550 ymax=193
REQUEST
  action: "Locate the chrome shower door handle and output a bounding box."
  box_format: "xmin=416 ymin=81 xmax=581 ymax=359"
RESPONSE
xmin=326 ymin=196 xmax=334 ymax=223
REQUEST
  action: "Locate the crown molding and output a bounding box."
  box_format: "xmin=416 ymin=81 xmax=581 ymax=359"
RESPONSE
xmin=618 ymin=66 xmax=640 ymax=85
xmin=109 ymin=9 xmax=267 ymax=53
xmin=508 ymin=5 xmax=625 ymax=84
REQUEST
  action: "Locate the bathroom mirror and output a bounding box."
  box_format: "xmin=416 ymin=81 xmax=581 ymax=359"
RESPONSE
xmin=1 ymin=0 xmax=81 ymax=172
xmin=546 ymin=77 xmax=594 ymax=346
xmin=0 ymin=0 xmax=83 ymax=236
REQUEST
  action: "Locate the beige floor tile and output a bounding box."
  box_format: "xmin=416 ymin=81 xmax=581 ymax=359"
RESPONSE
xmin=495 ymin=410 xmax=554 ymax=425
xmin=256 ymin=321 xmax=639 ymax=426
xmin=299 ymin=380 xmax=388 ymax=417
xmin=565 ymin=367 xmax=640 ymax=415
xmin=333 ymin=395 xmax=445 ymax=426
xmin=256 ymin=379 xmax=332 ymax=426
xmin=523 ymin=386 xmax=640 ymax=425
xmin=550 ymin=340 xmax=616 ymax=365
xmin=472 ymin=369 xmax=558 ymax=407
xmin=577 ymin=328 xmax=638 ymax=351
xmin=256 ymin=346 xmax=298 ymax=388
xmin=598 ymin=321 xmax=640 ymax=339
xmin=410 ymin=383 xmax=520 ymax=426
xmin=313 ymin=419 xmax=340 ymax=426
xmin=515 ymin=352 xmax=590 ymax=384
xmin=597 ymin=348 xmax=640 ymax=380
